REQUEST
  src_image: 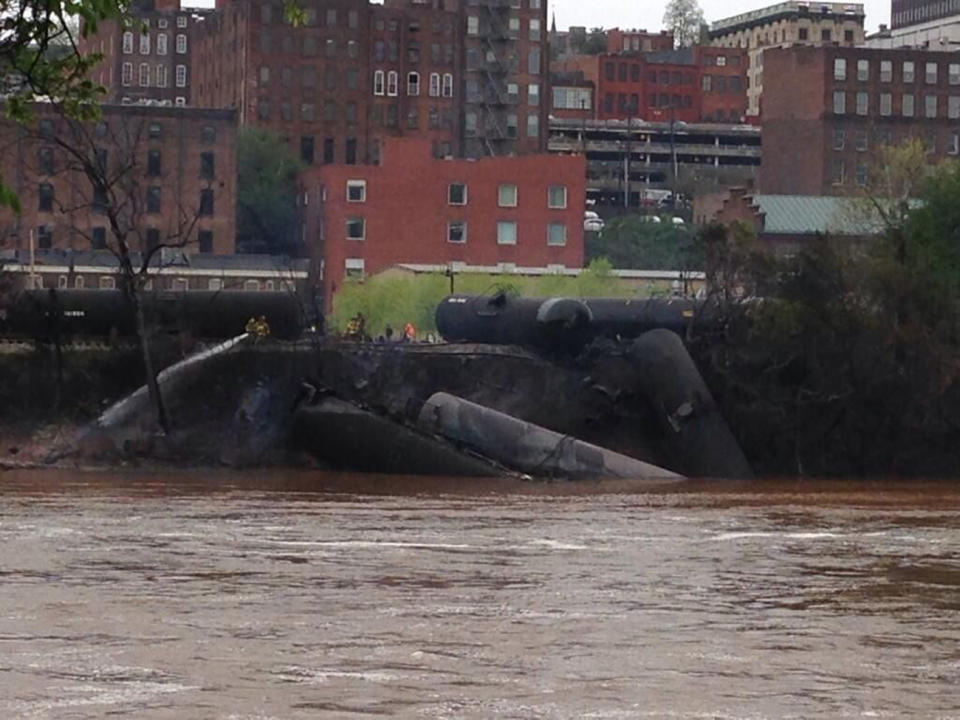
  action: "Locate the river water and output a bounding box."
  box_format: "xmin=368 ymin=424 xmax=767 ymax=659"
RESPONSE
xmin=2 ymin=470 xmax=959 ymax=719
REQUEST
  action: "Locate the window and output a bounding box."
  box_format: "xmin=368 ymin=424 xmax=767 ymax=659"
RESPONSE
xmin=121 ymin=62 xmax=133 ymax=86
xmin=429 ymin=72 xmax=440 ymax=97
xmin=509 ymin=17 xmax=520 ymax=38
xmin=833 ymin=128 xmax=845 ymax=150
xmin=200 ymin=152 xmax=214 ymax=180
xmin=926 ymin=62 xmax=938 ymax=84
xmin=387 ymin=71 xmax=398 ymax=96
xmin=201 ymin=125 xmax=216 ymax=143
xmin=833 ymin=90 xmax=846 ymax=114
xmin=346 ymin=217 xmax=365 ymax=240
xmin=122 ymin=31 xmax=133 ymax=53
xmin=857 ymin=59 xmax=868 ymax=81
xmin=447 ymin=221 xmax=466 ymax=243
xmin=324 ymin=138 xmax=335 ymax=163
xmin=346 ymin=180 xmax=366 ymax=202
xmin=528 ymin=49 xmax=540 ymax=75
xmin=902 ymin=93 xmax=914 ymax=117
xmin=199 ymin=188 xmax=213 ymax=215
xmin=99 ymin=276 xmax=116 ymax=290
xmin=147 ymin=149 xmax=161 ymax=176
xmin=498 ymin=184 xmax=517 ymax=207
xmin=74 ymin=275 xmax=85 ymax=288
xmin=880 ymin=60 xmax=892 ymax=82
xmin=177 ymin=15 xmax=187 ymax=28
xmin=834 ymin=58 xmax=846 ymax=80
xmin=244 ymin=279 xmax=261 ymax=292
xmin=259 ymin=65 xmax=270 ymax=84
xmin=903 ymin=61 xmax=915 ymax=83
xmin=949 ymin=96 xmax=960 ymax=119
xmin=547 ymin=223 xmax=567 ymax=246
xmin=949 ymin=133 xmax=959 ymax=155
xmin=58 ymin=275 xmax=67 ymax=289
xmin=832 ymin=159 xmax=845 ymax=185
xmin=146 ymin=185 xmax=161 ymax=213
xmin=799 ymin=27 xmax=808 ymax=40
xmin=345 ymin=258 xmax=364 ymax=280
xmin=301 ymin=102 xmax=315 ymax=122
xmin=36 ymin=225 xmax=52 ymax=249
xmin=156 ymin=64 xmax=167 ymax=87
xmin=92 ymin=227 xmax=106 ymax=249
xmin=528 ymin=83 xmax=539 ymax=106
xmin=145 ymin=228 xmax=160 ymax=251
xmin=408 ymin=72 xmax=420 ymax=96
xmin=547 ymin=185 xmax=567 ymax=209
xmin=497 ymin=221 xmax=517 ymax=245
xmin=38 ymin=147 xmax=54 ymax=175
xmin=950 ymin=63 xmax=960 ymax=85
xmin=325 ymin=8 xmax=336 ymax=26
xmin=348 ymin=9 xmax=358 ymax=29
xmin=373 ymin=70 xmax=385 ymax=95
xmin=198 ymin=230 xmax=213 ymax=254
xmin=442 ymin=73 xmax=453 ymax=97
xmin=925 ymin=94 xmax=937 ymax=118
xmin=345 ymin=138 xmax=357 ymax=165
xmin=821 ymin=29 xmax=831 ymax=42
xmin=208 ymin=278 xmax=223 ymax=291
xmin=139 ymin=62 xmax=150 ymax=86
xmin=448 ymin=183 xmax=467 ymax=205
xmin=529 ymin=18 xmax=540 ymax=41
xmin=880 ymin=92 xmax=892 ymax=116
xmin=855 ymin=130 xmax=868 ymax=151
xmin=176 ymin=64 xmax=186 ymax=87
xmin=526 ymin=114 xmax=539 ymax=138
xmin=856 ymin=91 xmax=868 ymax=115
xmin=176 ymin=33 xmax=187 ymax=53
xmin=855 ymin=163 xmax=868 ymax=187
xmin=139 ymin=31 xmax=150 ymax=54
xmin=38 ymin=183 xmax=53 ymax=212
xmin=300 ymin=136 xmax=314 ymax=164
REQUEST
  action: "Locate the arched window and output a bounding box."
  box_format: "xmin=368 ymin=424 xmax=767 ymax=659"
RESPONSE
xmin=373 ymin=69 xmax=385 ymax=96
xmin=122 ymin=31 xmax=134 ymax=54
xmin=387 ymin=70 xmax=398 ymax=96
xmin=429 ymin=72 xmax=440 ymax=97
xmin=442 ymin=73 xmax=453 ymax=97
xmin=407 ymin=71 xmax=420 ymax=96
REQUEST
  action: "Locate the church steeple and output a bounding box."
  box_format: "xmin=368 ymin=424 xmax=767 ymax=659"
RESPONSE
xmin=551 ymin=11 xmax=557 ymax=35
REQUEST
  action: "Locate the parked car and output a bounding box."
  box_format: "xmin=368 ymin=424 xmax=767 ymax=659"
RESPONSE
xmin=584 ymin=210 xmax=605 ymax=232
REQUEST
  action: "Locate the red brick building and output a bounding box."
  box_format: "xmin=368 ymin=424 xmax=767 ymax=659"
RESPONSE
xmin=761 ymin=45 xmax=960 ymax=195
xmin=302 ymin=139 xmax=586 ymax=308
xmin=606 ymin=28 xmax=674 ymax=55
xmin=79 ymin=0 xmax=208 ymax=107
xmin=551 ymin=47 xmax=747 ymax=123
xmin=0 ymin=104 xmax=237 ymax=256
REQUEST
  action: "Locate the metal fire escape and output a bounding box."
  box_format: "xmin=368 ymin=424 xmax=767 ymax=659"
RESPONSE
xmin=477 ymin=0 xmax=512 ymax=156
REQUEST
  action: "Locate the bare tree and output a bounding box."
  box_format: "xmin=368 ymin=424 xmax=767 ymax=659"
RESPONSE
xmin=29 ymin=102 xmax=213 ymax=434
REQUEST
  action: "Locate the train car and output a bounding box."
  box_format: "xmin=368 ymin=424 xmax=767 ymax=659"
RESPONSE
xmin=0 ymin=289 xmax=307 ymax=342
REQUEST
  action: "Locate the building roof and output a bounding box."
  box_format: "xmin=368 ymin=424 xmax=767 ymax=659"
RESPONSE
xmin=751 ymin=194 xmax=889 ymax=235
xmin=0 ymin=249 xmax=309 ymax=274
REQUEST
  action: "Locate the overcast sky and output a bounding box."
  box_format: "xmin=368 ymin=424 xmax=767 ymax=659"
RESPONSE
xmin=549 ymin=0 xmax=889 ymax=33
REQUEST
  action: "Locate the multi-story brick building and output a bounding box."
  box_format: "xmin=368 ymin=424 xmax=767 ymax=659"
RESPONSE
xmin=552 ymin=47 xmax=747 ymax=124
xmin=462 ymin=0 xmax=550 ymax=157
xmin=79 ymin=0 xmax=208 ymax=107
xmin=301 ymin=138 xmax=585 ymax=308
xmin=709 ymin=1 xmax=866 ymax=118
xmin=0 ymin=104 xmax=237 ymax=256
xmin=760 ymin=45 xmax=960 ymax=195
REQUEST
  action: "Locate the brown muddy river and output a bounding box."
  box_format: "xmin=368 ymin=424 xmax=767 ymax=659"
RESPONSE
xmin=1 ymin=470 xmax=960 ymax=719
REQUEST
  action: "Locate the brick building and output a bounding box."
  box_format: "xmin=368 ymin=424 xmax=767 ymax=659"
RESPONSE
xmin=0 ymin=104 xmax=237 ymax=256
xmin=301 ymin=138 xmax=586 ymax=308
xmin=760 ymin=45 xmax=960 ymax=195
xmin=552 ymin=47 xmax=747 ymax=124
xmin=709 ymin=1 xmax=866 ymax=118
xmin=79 ymin=0 xmax=208 ymax=107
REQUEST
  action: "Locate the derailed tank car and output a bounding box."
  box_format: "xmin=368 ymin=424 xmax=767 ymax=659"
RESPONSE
xmin=0 ymin=289 xmax=306 ymax=341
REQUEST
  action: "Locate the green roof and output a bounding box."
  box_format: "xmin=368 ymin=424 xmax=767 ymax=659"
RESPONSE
xmin=752 ymin=195 xmax=889 ymax=236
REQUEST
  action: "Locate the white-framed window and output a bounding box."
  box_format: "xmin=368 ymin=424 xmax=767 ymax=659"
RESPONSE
xmin=857 ymin=59 xmax=869 ymax=81
xmin=880 ymin=92 xmax=892 ymax=116
xmin=527 ymin=114 xmax=539 ymax=137
xmin=122 ymin=31 xmax=133 ymax=54
xmin=925 ymin=94 xmax=937 ymax=118
xmin=833 ymin=58 xmax=847 ymax=80
xmin=856 ymin=91 xmax=868 ymax=115
xmin=948 ymin=133 xmax=959 ymax=155
xmin=175 ymin=96 xmax=186 ymax=106
xmin=373 ymin=69 xmax=385 ymax=95
xmin=387 ymin=70 xmax=398 ymax=96
xmin=903 ymin=60 xmax=915 ymax=83
xmin=208 ymin=278 xmax=223 ymax=291
xmin=244 ymin=279 xmax=260 ymax=291
xmin=448 ymin=183 xmax=467 ymax=205
xmin=139 ymin=62 xmax=150 ymax=86
xmin=99 ymin=275 xmax=116 ymax=290
xmin=429 ymin=72 xmax=440 ymax=97
xmin=528 ymin=83 xmax=539 ymax=106
xmin=902 ymin=93 xmax=914 ymax=117
xmin=880 ymin=60 xmax=892 ymax=82
xmin=547 ymin=185 xmax=567 ymax=209
xmin=139 ymin=32 xmax=150 ymax=54
xmin=498 ymin=183 xmax=517 ymax=207
xmin=156 ymin=64 xmax=167 ymax=87
xmin=442 ymin=73 xmax=453 ymax=97
xmin=177 ymin=15 xmax=187 ymax=28
xmin=926 ymin=61 xmax=938 ymax=84
xmin=176 ymin=64 xmax=187 ymax=87
xmin=345 ymin=258 xmax=365 ymax=280
xmin=529 ymin=18 xmax=541 ymax=40
xmin=447 ymin=220 xmax=466 ymax=244
xmin=950 ymin=63 xmax=960 ymax=85
xmin=407 ymin=71 xmax=420 ymax=96
xmin=75 ymin=275 xmax=85 ymax=288
xmin=833 ymin=90 xmax=846 ymax=114
xmin=57 ymin=275 xmax=68 ymax=289
xmin=346 ymin=180 xmax=366 ymax=202
xmin=176 ymin=33 xmax=187 ymax=54
xmin=467 ymin=15 xmax=478 ymax=35
xmin=158 ymin=18 xmax=168 ymax=29
xmin=346 ymin=217 xmax=365 ymax=240
xmin=157 ymin=33 xmax=167 ymax=55
xmin=497 ymin=220 xmax=517 ymax=245
xmin=949 ymin=96 xmax=960 ymax=119
xmin=121 ymin=62 xmax=133 ymax=86
xmin=547 ymin=223 xmax=567 ymax=246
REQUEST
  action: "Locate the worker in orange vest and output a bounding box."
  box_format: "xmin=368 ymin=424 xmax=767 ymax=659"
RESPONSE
xmin=403 ymin=322 xmax=416 ymax=342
